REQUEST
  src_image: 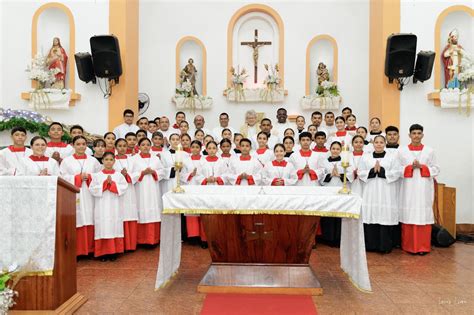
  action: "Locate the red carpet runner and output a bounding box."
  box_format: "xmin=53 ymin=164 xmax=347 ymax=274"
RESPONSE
xmin=201 ymin=294 xmax=318 ymax=315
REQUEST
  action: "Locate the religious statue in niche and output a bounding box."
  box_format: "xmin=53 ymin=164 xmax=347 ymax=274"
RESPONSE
xmin=316 ymin=62 xmax=330 ymax=85
xmin=46 ymin=37 xmax=68 ymax=89
xmin=442 ymin=29 xmax=465 ymax=89
xmin=180 ymin=58 xmax=198 ymax=95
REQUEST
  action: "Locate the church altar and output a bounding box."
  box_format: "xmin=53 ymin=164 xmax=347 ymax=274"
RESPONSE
xmin=155 ymin=186 xmax=372 ymax=293
xmin=0 ymin=176 xmax=58 ymax=274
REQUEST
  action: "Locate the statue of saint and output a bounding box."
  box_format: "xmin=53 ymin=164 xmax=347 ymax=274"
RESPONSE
xmin=316 ymin=62 xmax=330 ymax=85
xmin=46 ymin=37 xmax=68 ymax=89
xmin=182 ymin=58 xmax=198 ymax=95
xmin=442 ymin=29 xmax=464 ymax=88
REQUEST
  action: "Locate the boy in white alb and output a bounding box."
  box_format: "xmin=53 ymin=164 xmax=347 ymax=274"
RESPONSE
xmin=0 ymin=127 xmax=32 ymax=176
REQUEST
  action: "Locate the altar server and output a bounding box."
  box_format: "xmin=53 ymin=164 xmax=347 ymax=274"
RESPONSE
xmin=180 ymin=133 xmax=192 ymax=154
xmin=60 ymin=136 xmax=102 ymax=256
xmin=198 ymin=141 xmax=227 ymax=186
xmin=262 ymin=144 xmax=298 ymax=186
xmin=312 ymin=131 xmax=329 ymax=160
xmin=228 ymin=138 xmax=263 ymax=186
xmin=252 ymin=119 xmax=279 ymax=150
xmin=45 ymin=122 xmax=74 ymax=163
xmin=125 ymin=132 xmax=139 ymax=156
xmin=399 ymin=124 xmax=440 ymax=255
xmin=114 ymin=138 xmax=138 ymax=252
xmin=385 ymin=125 xmax=400 ymax=155
xmin=359 ymin=135 xmax=402 ymax=253
xmin=328 ymin=116 xmax=352 ymax=148
xmin=367 ymin=117 xmax=385 ymax=143
xmin=345 ymin=114 xmax=358 ymax=136
xmin=131 ymin=138 xmax=165 ymax=246
xmin=187 ymin=140 xmax=204 ymax=185
xmin=251 ymin=131 xmax=275 ymax=167
xmin=69 ymin=125 xmax=93 ymax=156
xmin=219 ymin=139 xmax=233 ymax=170
xmin=283 ymin=136 xmax=295 ymax=158
xmin=164 ymin=133 xmax=193 ymax=193
xmin=92 ymin=139 xmax=106 ymax=164
xmin=20 ymin=136 xmax=59 ymax=176
xmin=357 ymin=126 xmax=373 ymax=153
xmin=0 ymin=127 xmax=32 ymax=176
xmin=319 ymin=141 xmax=354 ymax=247
xmin=350 ymin=136 xmax=365 ymax=194
xmin=104 ymin=132 xmax=117 ymax=154
xmin=289 ymin=132 xmax=324 ymax=186
xmin=89 ymin=152 xmax=128 ymax=260
xmin=323 ymin=112 xmax=337 ymax=137
xmin=295 ymin=116 xmax=306 ymax=134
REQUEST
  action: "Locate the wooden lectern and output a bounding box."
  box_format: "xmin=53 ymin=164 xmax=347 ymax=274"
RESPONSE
xmin=198 ymin=214 xmax=322 ymax=295
xmin=12 ymin=178 xmax=87 ymax=313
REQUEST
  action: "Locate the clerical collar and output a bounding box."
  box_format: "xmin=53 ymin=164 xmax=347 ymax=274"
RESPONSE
xmin=48 ymin=141 xmax=68 ymax=148
xmin=206 ymin=156 xmax=218 ymax=162
xmin=234 ymin=148 xmax=242 ymax=154
xmin=408 ymin=144 xmax=424 ymax=151
xmin=30 ymin=155 xmax=49 ymax=162
xmin=370 ymin=130 xmax=382 ymax=135
xmin=272 ymin=160 xmax=287 ymax=167
xmin=373 ymin=151 xmax=386 ymax=158
xmin=386 ymin=144 xmax=399 ymax=149
xmin=297 ymin=129 xmax=304 ymax=134
xmin=73 ymin=154 xmax=87 ymax=160
xmin=328 ymin=156 xmax=341 ymax=162
xmin=284 ymin=151 xmax=294 ymax=158
xmin=8 ymin=145 xmax=26 ymax=152
xmin=299 ymin=149 xmax=312 ymax=157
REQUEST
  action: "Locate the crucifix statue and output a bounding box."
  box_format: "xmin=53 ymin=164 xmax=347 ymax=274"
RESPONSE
xmin=241 ymin=29 xmax=272 ymax=83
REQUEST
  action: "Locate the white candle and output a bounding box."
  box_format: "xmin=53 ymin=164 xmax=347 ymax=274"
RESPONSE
xmin=341 ymin=146 xmax=349 ymax=164
xmin=176 ymin=144 xmax=183 ymax=163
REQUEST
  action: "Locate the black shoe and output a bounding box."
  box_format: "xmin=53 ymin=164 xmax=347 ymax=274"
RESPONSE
xmin=201 ymin=241 xmax=208 ymax=249
xmin=418 ymin=252 xmax=428 ymax=256
xmin=109 ymin=254 xmax=117 ymax=261
xmin=100 ymin=257 xmax=107 ymax=262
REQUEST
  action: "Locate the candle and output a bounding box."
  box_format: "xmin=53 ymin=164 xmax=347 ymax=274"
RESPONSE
xmin=341 ymin=145 xmax=349 ymax=164
xmin=176 ymin=144 xmax=183 ymax=163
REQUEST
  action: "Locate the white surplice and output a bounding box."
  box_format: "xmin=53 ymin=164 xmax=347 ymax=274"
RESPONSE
xmin=45 ymin=142 xmax=74 ymax=159
xmin=227 ymin=155 xmax=263 ymax=186
xmin=19 ymin=156 xmax=59 ymax=176
xmin=60 ymin=154 xmax=102 ymax=228
xmin=113 ymin=123 xmax=140 ymax=139
xmin=261 ymin=160 xmax=298 ymax=186
xmin=130 ymin=154 xmax=165 ymax=223
xmin=114 ymin=155 xmax=138 ymax=222
xmin=320 ymin=157 xmax=354 ymax=187
xmin=198 ymin=156 xmax=228 ymax=185
xmin=251 ymin=148 xmax=275 ymax=168
xmin=398 ymin=145 xmax=440 ymax=225
xmin=289 ymin=149 xmax=325 ymax=186
xmin=0 ymin=146 xmax=32 ymax=176
xmin=89 ymin=170 xmax=128 ymax=239
xmin=358 ymin=152 xmax=401 ymax=225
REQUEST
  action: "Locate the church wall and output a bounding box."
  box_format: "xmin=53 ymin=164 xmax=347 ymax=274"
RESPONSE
xmin=0 ymin=0 xmax=109 ymax=135
xmin=139 ymin=1 xmax=369 ymax=128
xmin=400 ymin=0 xmax=474 ymax=223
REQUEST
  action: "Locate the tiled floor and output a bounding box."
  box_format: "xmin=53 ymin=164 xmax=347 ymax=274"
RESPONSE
xmin=76 ymin=242 xmax=474 ymax=314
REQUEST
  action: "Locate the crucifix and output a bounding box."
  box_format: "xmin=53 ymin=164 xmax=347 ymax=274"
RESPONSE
xmin=241 ymin=29 xmax=272 ymax=83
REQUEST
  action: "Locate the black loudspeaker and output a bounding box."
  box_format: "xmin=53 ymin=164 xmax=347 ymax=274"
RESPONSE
xmin=414 ymin=51 xmax=435 ymax=83
xmin=385 ymin=33 xmax=417 ymax=80
xmin=432 ymin=224 xmax=456 ymax=247
xmin=90 ymin=35 xmax=122 ymax=80
xmin=74 ymin=52 xmax=96 ymax=84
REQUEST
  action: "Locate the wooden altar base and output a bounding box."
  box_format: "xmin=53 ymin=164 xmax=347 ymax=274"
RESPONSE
xmin=10 ymin=293 xmax=87 ymax=315
xmin=198 ymin=263 xmax=322 ymax=296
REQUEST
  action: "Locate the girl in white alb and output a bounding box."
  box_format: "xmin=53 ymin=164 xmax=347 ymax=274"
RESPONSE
xmin=60 ymin=136 xmax=102 ymax=256
xmin=20 ymin=136 xmax=59 ymax=176
xmin=262 ymin=144 xmax=298 ymax=186
xmin=89 ymin=152 xmax=129 ymax=260
xmin=251 ymin=131 xmax=275 ymax=167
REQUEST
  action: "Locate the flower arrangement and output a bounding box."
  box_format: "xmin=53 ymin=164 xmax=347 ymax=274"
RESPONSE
xmin=316 ymin=80 xmax=340 ymax=97
xmin=26 ymin=53 xmax=58 ymax=89
xmin=263 ymin=64 xmax=281 ymax=86
xmin=174 ymin=77 xmax=212 ymax=111
xmin=458 ymin=54 xmax=474 ymax=84
xmin=0 ymin=264 xmax=20 ymax=313
xmin=228 ymin=66 xmax=249 ymax=102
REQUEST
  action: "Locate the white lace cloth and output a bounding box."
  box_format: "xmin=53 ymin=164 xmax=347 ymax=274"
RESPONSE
xmin=0 ymin=176 xmax=58 ymax=273
xmin=155 ymin=186 xmax=371 ymax=292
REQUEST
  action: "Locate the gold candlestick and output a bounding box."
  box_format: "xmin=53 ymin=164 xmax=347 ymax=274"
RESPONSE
xmin=172 ymin=161 xmax=185 ymax=193
xmin=338 ymin=161 xmax=351 ymax=194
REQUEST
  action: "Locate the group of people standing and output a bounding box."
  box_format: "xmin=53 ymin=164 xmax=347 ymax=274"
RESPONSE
xmin=0 ymin=106 xmax=439 ymax=260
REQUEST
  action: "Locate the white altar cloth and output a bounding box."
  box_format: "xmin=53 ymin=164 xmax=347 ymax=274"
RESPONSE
xmin=0 ymin=176 xmax=58 ymax=274
xmin=155 ymin=186 xmax=372 ymax=293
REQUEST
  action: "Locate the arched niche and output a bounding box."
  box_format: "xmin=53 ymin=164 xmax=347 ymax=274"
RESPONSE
xmin=227 ymin=4 xmax=284 ymax=89
xmin=305 ymin=35 xmax=338 ymax=95
xmin=23 ymin=2 xmax=80 ymax=104
xmin=176 ymin=36 xmax=207 ymax=95
xmin=433 ymin=5 xmax=473 ymax=90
